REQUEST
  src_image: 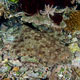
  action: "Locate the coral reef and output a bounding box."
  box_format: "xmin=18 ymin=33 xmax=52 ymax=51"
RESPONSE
xmin=0 ymin=0 xmax=80 ymax=80
xmin=64 ymin=11 xmax=80 ymax=33
xmin=19 ymin=0 xmax=76 ymax=15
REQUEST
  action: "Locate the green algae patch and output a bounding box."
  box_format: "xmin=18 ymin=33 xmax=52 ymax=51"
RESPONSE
xmin=9 ymin=0 xmax=19 ymax=3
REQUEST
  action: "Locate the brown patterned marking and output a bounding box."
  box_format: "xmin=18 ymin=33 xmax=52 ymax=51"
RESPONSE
xmin=34 ymin=35 xmax=41 ymax=40
xmin=15 ymin=49 xmax=21 ymax=53
xmin=12 ymin=44 xmax=17 ymax=48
